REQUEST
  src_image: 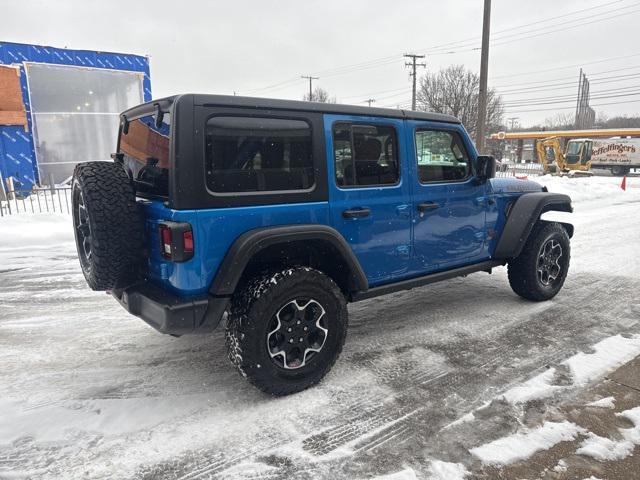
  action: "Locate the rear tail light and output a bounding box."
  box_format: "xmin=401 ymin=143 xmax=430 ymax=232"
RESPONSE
xmin=158 ymin=222 xmax=194 ymax=262
xmin=183 ymin=230 xmax=194 ymax=254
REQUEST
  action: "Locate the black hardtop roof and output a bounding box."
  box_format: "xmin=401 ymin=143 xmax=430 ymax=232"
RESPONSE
xmin=122 ymin=94 xmax=461 ymax=124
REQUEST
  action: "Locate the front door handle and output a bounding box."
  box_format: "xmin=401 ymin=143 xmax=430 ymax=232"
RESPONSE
xmin=417 ymin=202 xmax=439 ymax=212
xmin=342 ymin=208 xmax=371 ymax=219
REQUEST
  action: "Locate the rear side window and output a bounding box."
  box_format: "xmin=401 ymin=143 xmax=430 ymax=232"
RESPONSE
xmin=415 ymin=129 xmax=470 ymax=183
xmin=119 ymin=113 xmax=171 ymax=197
xmin=205 ymin=116 xmax=314 ymax=193
xmin=333 ymin=123 xmax=399 ymax=187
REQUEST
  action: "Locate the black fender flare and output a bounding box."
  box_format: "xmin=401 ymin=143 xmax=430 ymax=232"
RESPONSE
xmin=493 ymin=192 xmax=573 ymax=260
xmin=209 ymin=224 xmax=368 ymax=296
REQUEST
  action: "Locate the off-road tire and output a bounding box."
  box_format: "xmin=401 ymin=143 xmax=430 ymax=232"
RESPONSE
xmin=508 ymin=221 xmax=570 ymax=301
xmin=225 ymin=267 xmax=348 ymax=396
xmin=72 ymin=161 xmax=144 ymax=291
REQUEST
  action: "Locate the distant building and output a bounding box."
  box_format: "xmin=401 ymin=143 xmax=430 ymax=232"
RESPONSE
xmin=0 ymin=41 xmax=151 ymax=190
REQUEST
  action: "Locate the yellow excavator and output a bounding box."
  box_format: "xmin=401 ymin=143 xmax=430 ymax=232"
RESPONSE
xmin=535 ymin=137 xmax=592 ymax=175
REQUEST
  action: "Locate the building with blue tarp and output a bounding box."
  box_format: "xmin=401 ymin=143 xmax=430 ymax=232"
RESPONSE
xmin=0 ymin=41 xmax=152 ymax=191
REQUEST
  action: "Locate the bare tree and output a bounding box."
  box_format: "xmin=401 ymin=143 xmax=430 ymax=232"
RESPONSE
xmin=303 ymin=87 xmax=336 ymax=103
xmin=544 ymin=113 xmax=574 ymax=130
xmin=416 ymin=65 xmax=504 ymax=139
xmin=595 ymin=114 xmax=640 ymax=129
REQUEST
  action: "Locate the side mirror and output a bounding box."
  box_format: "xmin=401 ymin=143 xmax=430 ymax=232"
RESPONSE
xmin=476 ymin=155 xmax=496 ymax=184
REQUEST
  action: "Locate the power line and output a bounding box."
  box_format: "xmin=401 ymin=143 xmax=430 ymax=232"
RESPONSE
xmin=494 ymin=65 xmax=640 ymax=89
xmin=502 ymin=84 xmax=640 ymax=105
xmin=340 ymin=85 xmax=408 ymax=101
xmin=425 ymin=1 xmax=640 ymax=55
xmin=503 ymin=98 xmax=640 ymax=114
xmin=236 ymin=0 xmax=640 ymax=99
xmin=499 ymin=73 xmax=640 ymax=97
xmin=502 ymin=85 xmax=640 ymax=106
xmin=491 ymin=52 xmax=640 ymax=80
xmin=239 ymin=0 xmax=638 ymax=95
xmin=418 ymin=0 xmax=628 ymax=54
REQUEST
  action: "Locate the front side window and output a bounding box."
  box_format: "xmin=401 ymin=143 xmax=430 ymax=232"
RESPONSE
xmin=415 ymin=130 xmax=470 ymax=183
xmin=333 ymin=123 xmax=399 ymax=187
xmin=205 ymin=116 xmax=314 ymax=193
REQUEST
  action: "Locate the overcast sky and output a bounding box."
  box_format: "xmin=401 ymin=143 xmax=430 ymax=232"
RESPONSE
xmin=3 ymin=0 xmax=639 ymax=127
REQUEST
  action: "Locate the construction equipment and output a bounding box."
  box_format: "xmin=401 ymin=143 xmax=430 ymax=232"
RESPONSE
xmin=536 ymin=137 xmax=640 ymax=176
xmin=535 ymin=137 xmax=587 ymax=175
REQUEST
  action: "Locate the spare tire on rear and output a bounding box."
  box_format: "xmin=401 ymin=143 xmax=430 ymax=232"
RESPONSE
xmin=72 ymin=161 xmax=144 ymax=291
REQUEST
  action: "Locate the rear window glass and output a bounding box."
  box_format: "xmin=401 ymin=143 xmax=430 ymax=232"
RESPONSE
xmin=119 ymin=113 xmax=170 ymax=197
xmin=333 ymin=123 xmax=399 ymax=187
xmin=205 ymin=116 xmax=314 ymax=193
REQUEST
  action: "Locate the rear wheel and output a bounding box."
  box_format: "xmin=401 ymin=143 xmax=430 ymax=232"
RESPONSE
xmin=72 ymin=161 xmax=144 ymax=290
xmin=225 ymin=267 xmax=348 ymax=395
xmin=508 ymin=222 xmax=570 ymax=301
xmin=610 ymin=166 xmax=630 ymax=176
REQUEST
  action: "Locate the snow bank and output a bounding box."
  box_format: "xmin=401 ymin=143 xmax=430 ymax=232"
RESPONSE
xmin=539 ymin=174 xmax=640 ymax=204
xmin=563 ymin=335 xmax=640 ymax=385
xmin=470 ymin=421 xmax=585 ymax=466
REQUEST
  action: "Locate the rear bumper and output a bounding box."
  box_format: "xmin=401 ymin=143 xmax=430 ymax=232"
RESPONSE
xmin=111 ymin=282 xmax=229 ymax=335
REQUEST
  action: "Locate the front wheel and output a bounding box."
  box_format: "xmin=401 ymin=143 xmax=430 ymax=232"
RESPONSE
xmin=508 ymin=222 xmax=571 ymax=301
xmin=225 ymin=267 xmax=348 ymax=396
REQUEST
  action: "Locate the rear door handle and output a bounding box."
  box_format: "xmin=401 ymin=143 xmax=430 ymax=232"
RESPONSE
xmin=417 ymin=202 xmax=439 ymax=212
xmin=342 ymin=208 xmax=371 ymax=219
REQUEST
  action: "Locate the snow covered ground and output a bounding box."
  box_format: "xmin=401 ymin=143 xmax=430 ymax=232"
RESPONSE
xmin=1 ymin=175 xmax=639 ymax=479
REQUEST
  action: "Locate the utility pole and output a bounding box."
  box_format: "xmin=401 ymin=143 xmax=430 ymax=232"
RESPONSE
xmin=404 ymin=54 xmax=426 ymax=110
xmin=301 ymin=75 xmax=319 ymax=101
xmin=366 ymin=98 xmax=376 ymax=107
xmin=507 ymin=117 xmax=519 ymax=130
xmin=476 ymin=0 xmax=492 ymax=153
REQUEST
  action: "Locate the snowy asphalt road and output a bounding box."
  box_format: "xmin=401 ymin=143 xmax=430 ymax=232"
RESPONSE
xmin=1 ymin=176 xmax=639 ymax=479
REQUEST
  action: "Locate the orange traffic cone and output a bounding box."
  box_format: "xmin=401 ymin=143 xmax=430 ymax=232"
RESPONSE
xmin=621 ymin=176 xmax=627 ymax=191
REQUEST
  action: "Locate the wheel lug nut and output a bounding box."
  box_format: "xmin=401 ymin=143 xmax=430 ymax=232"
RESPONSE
xmin=287 ymin=327 xmax=292 ymax=332
xmin=299 ymin=337 xmax=303 ymax=342
xmin=303 ymin=327 xmax=308 ymax=331
xmin=289 ymin=338 xmax=294 ymax=343
xmin=296 ymin=320 xmax=301 ymax=325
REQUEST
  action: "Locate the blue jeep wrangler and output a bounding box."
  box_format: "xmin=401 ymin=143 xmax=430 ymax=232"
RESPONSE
xmin=72 ymin=94 xmax=573 ymax=395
